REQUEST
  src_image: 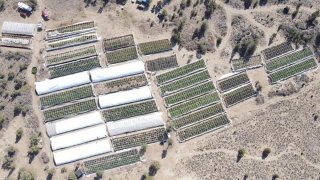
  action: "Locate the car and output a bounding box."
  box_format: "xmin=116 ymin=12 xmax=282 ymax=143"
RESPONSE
xmin=42 ymin=10 xmax=49 ymax=21
xmin=37 ymin=21 xmax=43 ymax=31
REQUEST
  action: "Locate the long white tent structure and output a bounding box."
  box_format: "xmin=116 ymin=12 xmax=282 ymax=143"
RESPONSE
xmin=53 ymin=138 xmax=112 ymax=166
xmin=98 ymin=86 xmax=152 ymax=109
xmin=107 ymin=112 xmax=164 ymax=136
xmin=90 ymin=61 xmax=145 ymax=83
xmin=2 ymin=21 xmax=35 ymax=36
xmin=50 ymin=124 xmax=108 ymax=151
xmin=46 ymin=111 xmax=104 ymax=137
xmin=35 ymin=71 xmax=91 ymax=95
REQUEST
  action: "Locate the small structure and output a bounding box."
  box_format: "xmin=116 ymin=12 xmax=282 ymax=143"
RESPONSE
xmin=42 ymin=10 xmax=49 ymax=21
xmin=18 ymin=2 xmax=32 ymax=13
xmin=1 ymin=21 xmax=35 ymax=36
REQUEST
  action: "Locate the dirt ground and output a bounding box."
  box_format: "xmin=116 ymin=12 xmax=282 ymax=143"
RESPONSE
xmin=0 ymin=0 xmax=320 ymax=179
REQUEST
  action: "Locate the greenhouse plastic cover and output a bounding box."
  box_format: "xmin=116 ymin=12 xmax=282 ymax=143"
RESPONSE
xmin=35 ymin=72 xmax=91 ymax=95
xmin=53 ymin=138 xmax=112 ymax=165
xmin=90 ymin=61 xmax=144 ymax=83
xmin=2 ymin=21 xmax=35 ymax=36
xmin=98 ymin=86 xmax=152 ymax=109
xmin=50 ymin=124 xmax=108 ymax=151
xmin=107 ymin=112 xmax=164 ymax=136
xmin=46 ymin=111 xmax=104 ymax=137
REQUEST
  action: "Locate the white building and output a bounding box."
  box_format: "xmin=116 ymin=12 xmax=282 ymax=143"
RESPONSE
xmin=2 ymin=21 xmax=34 ymax=36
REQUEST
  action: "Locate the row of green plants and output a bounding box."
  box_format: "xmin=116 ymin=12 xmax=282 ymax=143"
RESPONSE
xmin=177 ymin=114 xmax=230 ymax=142
xmin=102 ymin=100 xmax=158 ymax=122
xmin=217 ymin=72 xmax=250 ymax=92
xmin=40 ymin=85 xmax=94 ymax=109
xmin=222 ymin=84 xmax=256 ymax=107
xmin=49 ymin=56 xmax=100 ymax=78
xmin=103 ymin=34 xmax=135 ymax=51
xmin=146 ymin=55 xmax=178 ymax=71
xmin=266 ymin=48 xmax=313 ymax=72
xmin=111 ymin=127 xmax=166 ymax=151
xmin=164 ymin=82 xmax=216 ymax=107
xmin=47 ymin=21 xmax=95 ymax=35
xmin=168 ymin=92 xmax=220 ymax=118
xmin=160 ymin=70 xmax=211 ymax=96
xmin=138 ymin=39 xmax=172 ymax=55
xmin=45 ymin=45 xmax=97 ymax=66
xmin=0 ymin=36 xmax=32 ymax=49
xmin=231 ymin=55 xmax=262 ymax=71
xmin=156 ymin=60 xmax=206 ymax=85
xmin=84 ymin=149 xmax=140 ymax=174
xmin=269 ymin=58 xmax=317 ymax=83
xmin=43 ymin=99 xmax=97 ymax=122
xmin=47 ymin=34 xmax=98 ymax=50
xmin=106 ymin=46 xmax=138 ymax=64
xmin=262 ymin=42 xmax=293 ymax=61
xmin=95 ymin=74 xmax=147 ymax=94
xmin=173 ymin=103 xmax=225 ymax=129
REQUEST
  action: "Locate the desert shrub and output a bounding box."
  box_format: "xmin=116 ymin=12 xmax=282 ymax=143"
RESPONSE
xmin=272 ymin=174 xmax=279 ymax=179
xmin=19 ymin=63 xmax=28 ymax=72
xmin=7 ymin=146 xmax=16 ymax=157
xmin=199 ymin=22 xmax=208 ymax=37
xmin=190 ymin=9 xmax=197 ymax=18
xmin=14 ymin=79 xmax=25 ymax=90
xmin=18 ymin=168 xmax=34 ymax=180
xmin=140 ymin=144 xmax=147 ymax=154
xmin=31 ymin=67 xmax=37 ymax=75
xmin=180 ymin=0 xmax=186 ymax=9
xmin=28 ymin=134 xmax=41 ymax=161
xmin=149 ymin=161 xmax=160 ymax=176
xmin=61 ymin=167 xmax=67 ymax=173
xmin=168 ymin=138 xmax=173 ymax=146
xmin=2 ymin=155 xmax=15 ymax=170
xmin=316 ymin=33 xmax=320 ymax=47
xmin=244 ymin=0 xmax=252 ymax=9
xmin=238 ymin=149 xmax=245 ymax=159
xmin=7 ymin=72 xmax=15 ymax=81
xmin=204 ymin=0 xmax=216 ymax=19
xmin=186 ymin=0 xmax=191 ymax=7
xmin=68 ymin=172 xmax=77 ymax=180
xmin=16 ymin=128 xmax=23 ymax=142
xmin=0 ymin=73 xmax=4 ymax=79
xmin=0 ymin=116 xmax=4 ymax=128
xmin=47 ymin=168 xmax=55 ymax=179
xmin=255 ymin=81 xmax=262 ymax=91
xmin=14 ymin=104 xmax=28 ymax=116
xmin=197 ymin=44 xmax=207 ymax=54
xmin=0 ymin=0 xmax=4 ymax=11
xmin=41 ymin=152 xmax=50 ymax=164
xmin=283 ymin=6 xmax=290 ymax=14
xmin=96 ymin=171 xmax=103 ymax=179
xmin=28 ymin=0 xmax=38 ymax=9
xmin=141 ymin=173 xmax=153 ymax=180
xmin=262 ymin=148 xmax=271 ymax=158
xmin=216 ymin=37 xmax=222 ymax=47
xmin=259 ymin=0 xmax=267 ymax=6
xmin=171 ymin=29 xmax=181 ymax=45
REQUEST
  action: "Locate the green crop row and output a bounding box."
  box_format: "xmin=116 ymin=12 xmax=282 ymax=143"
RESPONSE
xmin=168 ymin=92 xmax=220 ymax=118
xmin=160 ymin=70 xmax=211 ymax=96
xmin=222 ymin=84 xmax=256 ymax=107
xmin=43 ymin=99 xmax=97 ymax=122
xmin=146 ymin=55 xmax=178 ymax=71
xmin=173 ymin=103 xmax=225 ymax=129
xmin=45 ymin=45 xmax=97 ymax=66
xmin=47 ymin=35 xmax=97 ymax=50
xmin=111 ymin=127 xmax=166 ymax=151
xmin=266 ymin=48 xmax=313 ymax=72
xmin=40 ymin=85 xmax=94 ymax=109
xmin=177 ymin=114 xmax=230 ymax=142
xmin=49 ymin=56 xmax=100 ymax=78
xmin=102 ymin=100 xmax=158 ymax=122
xmin=84 ymin=149 xmax=140 ymax=174
xmin=47 ymin=21 xmax=95 ymax=35
xmin=217 ymin=72 xmax=250 ymax=92
xmin=164 ymin=81 xmax=215 ymax=107
xmin=269 ymin=58 xmax=317 ymax=83
xmin=106 ymin=46 xmax=138 ymax=64
xmin=138 ymin=39 xmax=172 ymax=55
xmin=156 ymin=60 xmax=206 ymax=85
xmin=262 ymin=42 xmax=293 ymax=60
xmin=103 ymin=34 xmax=135 ymax=51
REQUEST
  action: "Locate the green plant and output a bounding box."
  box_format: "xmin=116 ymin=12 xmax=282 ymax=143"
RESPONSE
xmin=0 ymin=116 xmax=4 ymax=128
xmin=0 ymin=0 xmax=5 ymax=11
xmin=18 ymin=168 xmax=34 ymax=180
xmin=238 ymin=149 xmax=246 ymax=158
xmin=19 ymin=63 xmax=28 ymax=72
xmin=61 ymin=167 xmax=67 ymax=173
xmin=68 ymin=172 xmax=77 ymax=180
xmin=16 ymin=128 xmax=23 ymax=141
xmin=47 ymin=168 xmax=55 ymax=178
xmin=168 ymin=138 xmax=173 ymax=146
xmin=149 ymin=161 xmax=160 ymax=176
xmin=7 ymin=146 xmax=16 ymax=157
xmin=262 ymin=148 xmax=271 ymax=158
xmin=2 ymin=155 xmax=15 ymax=170
xmin=8 ymin=72 xmax=15 ymax=81
xmin=31 ymin=67 xmax=37 ymax=75
xmin=272 ymin=174 xmax=279 ymax=179
xmin=96 ymin=171 xmax=103 ymax=178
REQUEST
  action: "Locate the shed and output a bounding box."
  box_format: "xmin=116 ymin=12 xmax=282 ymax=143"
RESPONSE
xmin=90 ymin=61 xmax=144 ymax=83
xmin=1 ymin=21 xmax=35 ymax=36
xmin=50 ymin=124 xmax=108 ymax=151
xmin=46 ymin=111 xmax=104 ymax=137
xmin=98 ymin=86 xmax=152 ymax=109
xmin=35 ymin=71 xmax=91 ymax=95
xmin=107 ymin=112 xmax=164 ymax=136
xmin=53 ymin=139 xmax=113 ymax=165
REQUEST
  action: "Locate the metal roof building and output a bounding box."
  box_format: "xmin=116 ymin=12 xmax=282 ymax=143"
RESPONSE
xmin=2 ymin=21 xmax=35 ymax=36
xmin=53 ymin=139 xmax=112 ymax=165
xmin=107 ymin=112 xmax=164 ymax=136
xmin=45 ymin=111 xmax=104 ymax=137
xmin=98 ymin=86 xmax=152 ymax=109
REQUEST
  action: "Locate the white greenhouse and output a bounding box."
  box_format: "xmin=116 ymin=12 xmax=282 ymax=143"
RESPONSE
xmin=98 ymin=86 xmax=152 ymax=109
xmin=107 ymin=112 xmax=164 ymax=136
xmin=90 ymin=61 xmax=145 ymax=83
xmin=50 ymin=124 xmax=108 ymax=151
xmin=2 ymin=21 xmax=35 ymax=36
xmin=53 ymin=139 xmax=112 ymax=166
xmin=46 ymin=111 xmax=104 ymax=137
xmin=35 ymin=71 xmax=91 ymax=95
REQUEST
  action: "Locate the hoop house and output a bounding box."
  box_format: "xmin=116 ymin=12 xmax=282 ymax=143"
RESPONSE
xmin=53 ymin=139 xmax=112 ymax=165
xmin=98 ymin=86 xmax=152 ymax=108
xmin=90 ymin=61 xmax=144 ymax=83
xmin=2 ymin=21 xmax=35 ymax=36
xmin=107 ymin=112 xmax=164 ymax=136
xmin=35 ymin=71 xmax=91 ymax=95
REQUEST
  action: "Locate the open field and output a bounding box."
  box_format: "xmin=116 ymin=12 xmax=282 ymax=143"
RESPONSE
xmin=0 ymin=0 xmax=320 ymax=179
